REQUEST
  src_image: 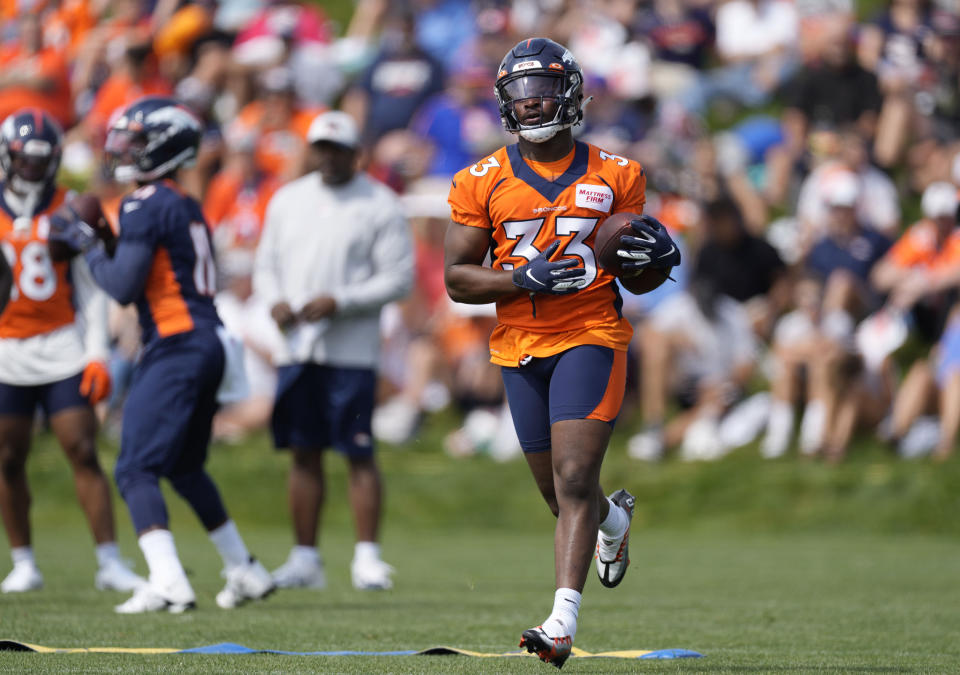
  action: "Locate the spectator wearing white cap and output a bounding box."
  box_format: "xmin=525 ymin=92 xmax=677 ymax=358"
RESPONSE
xmin=795 ymin=133 xmax=901 ymax=249
xmin=806 ymin=174 xmax=892 ymax=295
xmin=253 ymin=109 xmax=414 ymax=592
xmin=872 ymin=181 xmax=960 ymax=336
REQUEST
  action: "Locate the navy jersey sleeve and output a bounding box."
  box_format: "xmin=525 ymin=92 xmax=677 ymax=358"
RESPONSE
xmin=117 ymin=188 xmax=164 ymax=247
xmin=84 ymin=188 xmax=168 ymax=305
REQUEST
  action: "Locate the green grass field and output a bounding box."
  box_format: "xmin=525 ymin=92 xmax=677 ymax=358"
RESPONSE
xmin=1 ymin=415 xmax=959 ymax=673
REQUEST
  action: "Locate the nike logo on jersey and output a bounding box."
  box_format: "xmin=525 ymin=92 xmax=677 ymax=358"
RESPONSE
xmin=659 ymin=245 xmax=676 ymax=259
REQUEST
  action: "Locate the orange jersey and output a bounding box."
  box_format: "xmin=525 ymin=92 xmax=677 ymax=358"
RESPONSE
xmin=203 ymin=169 xmax=279 ymax=249
xmin=887 ymin=220 xmax=960 ymax=270
xmin=0 ymin=44 xmax=73 ymax=128
xmin=0 ymin=188 xmax=74 ymax=338
xmin=44 ymin=0 xmax=98 ymax=59
xmin=448 ymin=141 xmax=645 ymax=366
xmin=233 ymin=103 xmax=323 ymax=180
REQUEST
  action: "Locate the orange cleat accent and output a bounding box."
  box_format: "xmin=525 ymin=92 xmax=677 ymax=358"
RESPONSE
xmin=520 ymin=625 xmax=573 ymax=669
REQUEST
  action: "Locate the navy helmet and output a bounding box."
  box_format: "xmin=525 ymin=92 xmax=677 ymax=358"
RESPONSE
xmin=494 ymin=37 xmax=586 ymax=143
xmin=105 ymin=96 xmax=203 ymax=183
xmin=0 ymin=108 xmax=63 ymax=195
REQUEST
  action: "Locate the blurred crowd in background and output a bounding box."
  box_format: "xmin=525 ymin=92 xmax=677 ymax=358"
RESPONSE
xmin=10 ymin=0 xmax=960 ymax=462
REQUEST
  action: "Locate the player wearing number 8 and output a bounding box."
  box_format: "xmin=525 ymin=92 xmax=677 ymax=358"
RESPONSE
xmin=0 ymin=108 xmax=147 ymax=596
xmin=445 ymin=38 xmax=680 ymax=668
xmin=64 ymin=96 xmax=275 ymax=613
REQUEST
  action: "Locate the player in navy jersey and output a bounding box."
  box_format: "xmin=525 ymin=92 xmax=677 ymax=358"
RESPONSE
xmin=52 ymin=96 xmax=274 ymax=613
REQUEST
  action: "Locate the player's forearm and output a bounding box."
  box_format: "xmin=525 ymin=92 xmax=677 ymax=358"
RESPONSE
xmin=930 ymin=265 xmax=960 ymax=293
xmin=84 ymin=242 xmax=152 ymax=305
xmin=444 ymin=264 xmax=519 ymax=304
xmin=870 ymin=260 xmax=905 ymax=293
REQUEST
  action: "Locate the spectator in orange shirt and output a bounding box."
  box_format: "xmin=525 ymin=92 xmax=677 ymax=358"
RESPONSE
xmin=231 ymin=66 xmax=324 ymax=183
xmin=872 ymin=181 xmax=960 ymax=339
xmin=0 ymin=13 xmax=73 ymax=128
xmin=204 ymin=126 xmax=281 ymax=253
xmin=43 ymin=0 xmax=98 ymax=60
xmin=82 ymin=36 xmax=173 ymax=146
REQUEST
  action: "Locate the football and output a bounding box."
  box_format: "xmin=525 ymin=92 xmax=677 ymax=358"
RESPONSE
xmin=70 ymin=192 xmax=105 ymax=228
xmin=49 ymin=193 xmax=115 ymax=260
xmin=594 ymin=211 xmax=671 ymax=295
xmin=71 ymin=192 xmax=117 ymax=254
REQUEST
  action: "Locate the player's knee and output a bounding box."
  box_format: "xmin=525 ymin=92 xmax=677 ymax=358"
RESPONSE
xmin=292 ymin=448 xmax=324 ymax=472
xmin=114 ymin=465 xmax=155 ymax=499
xmin=0 ymin=445 xmax=26 ymax=480
xmin=553 ymin=460 xmax=596 ymax=499
xmin=169 ymin=470 xmax=206 ymax=497
xmin=64 ymin=437 xmax=102 ymax=475
xmin=346 ymin=454 xmax=377 ymax=473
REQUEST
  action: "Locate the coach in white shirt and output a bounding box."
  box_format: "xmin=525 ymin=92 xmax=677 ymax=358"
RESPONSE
xmin=253 ymin=110 xmax=414 ymax=592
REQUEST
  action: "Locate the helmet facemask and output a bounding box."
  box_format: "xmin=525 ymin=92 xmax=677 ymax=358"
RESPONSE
xmin=105 ymin=127 xmax=150 ymax=184
xmin=495 ymin=70 xmax=584 ymax=143
xmin=3 ymin=135 xmax=60 ymax=198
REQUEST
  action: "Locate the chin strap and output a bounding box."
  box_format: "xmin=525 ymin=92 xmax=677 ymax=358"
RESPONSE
xmin=518 ymin=126 xmax=560 ymax=143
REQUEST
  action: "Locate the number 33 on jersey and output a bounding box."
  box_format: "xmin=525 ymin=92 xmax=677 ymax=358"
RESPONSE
xmin=448 ymin=141 xmax=646 ymax=366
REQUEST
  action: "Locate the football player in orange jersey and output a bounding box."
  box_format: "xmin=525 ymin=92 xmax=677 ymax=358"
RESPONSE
xmin=0 ymin=109 xmax=144 ymax=594
xmin=444 ymin=38 xmax=681 ymax=668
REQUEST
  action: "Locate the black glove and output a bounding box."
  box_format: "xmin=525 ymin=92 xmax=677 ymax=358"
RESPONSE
xmin=512 ymin=240 xmax=587 ymax=294
xmin=617 ymin=215 xmax=681 ymax=270
xmin=48 ymin=207 xmax=99 ymax=254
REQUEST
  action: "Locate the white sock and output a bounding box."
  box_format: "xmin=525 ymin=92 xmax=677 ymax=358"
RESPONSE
xmin=799 ymin=399 xmax=826 ymax=455
xmin=208 ymin=520 xmax=250 ymax=571
xmin=762 ymin=399 xmax=794 ymax=459
xmin=138 ymin=529 xmax=188 ymax=587
xmin=598 ymin=498 xmax=628 ymax=539
xmin=95 ymin=542 xmax=120 ymax=568
xmin=291 ymin=545 xmax=320 ymax=564
xmin=10 ymin=546 xmax=34 ymax=567
xmin=354 ymin=541 xmax=380 ymax=562
xmin=542 ymin=588 xmax=581 ymax=639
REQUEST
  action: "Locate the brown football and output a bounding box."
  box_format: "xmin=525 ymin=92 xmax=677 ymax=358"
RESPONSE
xmin=594 ymin=211 xmax=671 ymax=295
xmin=70 ymin=193 xmax=105 ymax=228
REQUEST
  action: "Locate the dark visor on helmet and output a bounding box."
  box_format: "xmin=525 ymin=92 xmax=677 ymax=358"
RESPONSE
xmin=500 ymin=73 xmax=564 ymax=102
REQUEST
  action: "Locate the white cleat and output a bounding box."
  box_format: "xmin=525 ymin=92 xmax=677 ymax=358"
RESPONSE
xmin=216 ymin=557 xmax=275 ymax=609
xmin=596 ymin=488 xmax=635 ymax=588
xmin=1 ymin=563 xmax=43 ymax=593
xmin=271 ymin=552 xmax=326 ymax=589
xmin=95 ymin=558 xmax=147 ymax=592
xmin=114 ymin=578 xmax=196 ymax=614
xmin=351 ymin=557 xmax=395 ymax=590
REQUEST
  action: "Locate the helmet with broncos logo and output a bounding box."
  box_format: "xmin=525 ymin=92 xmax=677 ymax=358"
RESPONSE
xmin=105 ymin=96 xmax=203 ymax=183
xmin=494 ymin=37 xmax=586 ymax=143
xmin=0 ymin=108 xmax=63 ymax=196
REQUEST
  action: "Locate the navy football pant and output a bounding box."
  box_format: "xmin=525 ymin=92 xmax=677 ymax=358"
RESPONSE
xmin=501 ymin=344 xmax=627 ymax=453
xmin=114 ymin=330 xmax=228 ymax=533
